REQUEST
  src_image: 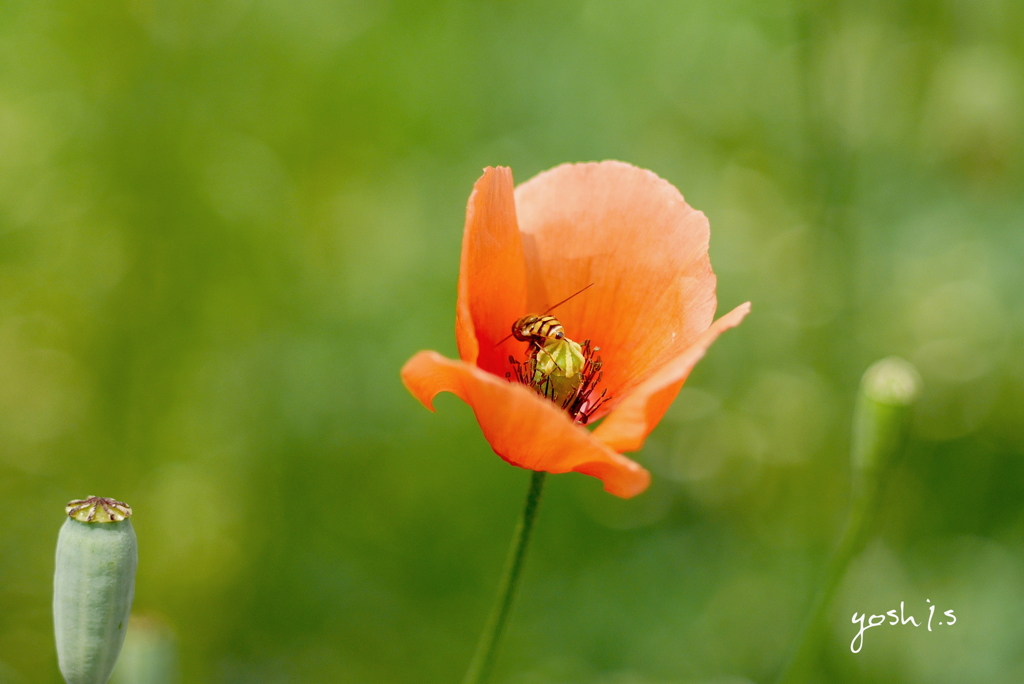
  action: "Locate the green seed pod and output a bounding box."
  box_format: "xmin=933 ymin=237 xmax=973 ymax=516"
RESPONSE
xmin=54 ymin=497 xmax=138 ymax=684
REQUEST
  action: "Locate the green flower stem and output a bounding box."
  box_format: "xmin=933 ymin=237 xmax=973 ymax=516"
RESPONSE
xmin=776 ymin=358 xmax=920 ymax=684
xmin=463 ymin=470 xmax=546 ymax=684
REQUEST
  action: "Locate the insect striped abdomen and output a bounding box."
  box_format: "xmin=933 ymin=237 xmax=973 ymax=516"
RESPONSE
xmin=512 ymin=315 xmax=564 ymax=344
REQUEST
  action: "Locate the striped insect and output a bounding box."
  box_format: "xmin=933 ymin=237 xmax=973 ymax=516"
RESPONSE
xmin=500 ymin=283 xmax=607 ymax=422
xmin=500 ymin=282 xmax=593 ymax=385
xmin=503 ymin=283 xmax=594 ymax=351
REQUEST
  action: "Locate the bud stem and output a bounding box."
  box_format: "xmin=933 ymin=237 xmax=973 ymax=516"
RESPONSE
xmin=776 ymin=359 xmax=919 ymax=684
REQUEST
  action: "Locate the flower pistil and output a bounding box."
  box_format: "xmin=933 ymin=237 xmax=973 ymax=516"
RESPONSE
xmin=507 ymin=336 xmax=608 ymax=425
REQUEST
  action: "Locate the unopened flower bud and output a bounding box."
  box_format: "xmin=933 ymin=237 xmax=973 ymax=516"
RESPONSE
xmin=851 ymin=358 xmax=922 ymax=476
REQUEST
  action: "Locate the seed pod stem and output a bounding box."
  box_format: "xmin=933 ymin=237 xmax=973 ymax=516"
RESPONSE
xmin=111 ymin=616 xmax=177 ymax=684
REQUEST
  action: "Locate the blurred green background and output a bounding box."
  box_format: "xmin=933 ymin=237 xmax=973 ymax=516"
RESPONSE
xmin=1 ymin=0 xmax=1022 ymax=682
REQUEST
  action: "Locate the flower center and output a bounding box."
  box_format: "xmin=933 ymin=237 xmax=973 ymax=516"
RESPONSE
xmin=505 ymin=337 xmax=609 ymax=425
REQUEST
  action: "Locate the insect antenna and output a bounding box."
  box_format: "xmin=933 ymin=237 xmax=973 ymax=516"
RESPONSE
xmin=492 ymin=282 xmax=595 ymax=347
xmin=541 ymin=282 xmax=594 ymax=315
xmin=494 ymin=332 xmax=516 ymax=348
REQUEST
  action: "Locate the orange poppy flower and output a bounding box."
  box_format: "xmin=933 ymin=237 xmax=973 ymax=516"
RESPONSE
xmin=401 ymin=162 xmax=750 ymax=498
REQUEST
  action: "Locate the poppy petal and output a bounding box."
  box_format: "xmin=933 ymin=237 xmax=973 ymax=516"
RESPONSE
xmin=401 ymin=350 xmax=652 ymax=498
xmin=591 ymin=302 xmax=751 ymax=452
xmin=456 ymin=167 xmax=529 ymax=376
xmin=514 ymin=161 xmax=717 ymax=405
